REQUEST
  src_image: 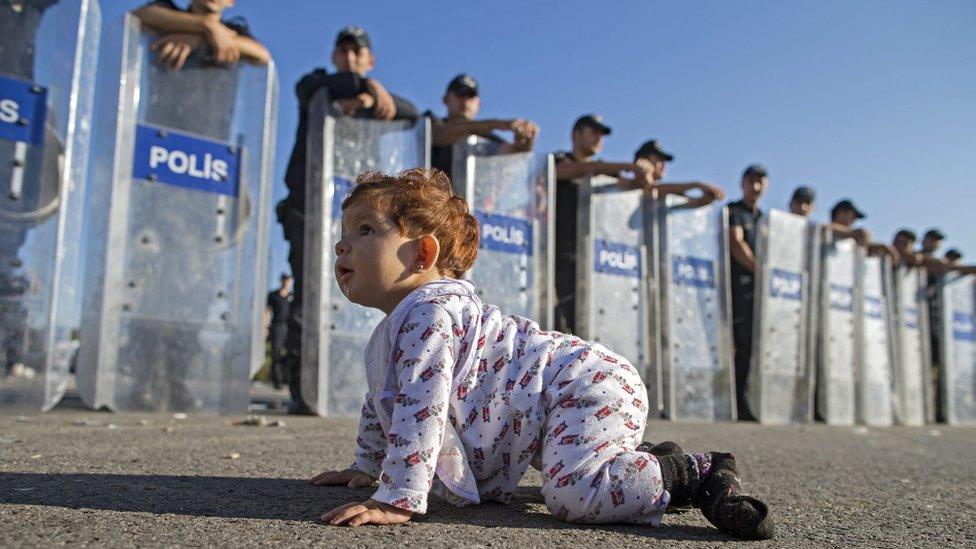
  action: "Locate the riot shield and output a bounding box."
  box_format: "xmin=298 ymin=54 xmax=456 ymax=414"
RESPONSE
xmin=655 ymin=197 xmax=734 ymax=422
xmin=453 ymin=137 xmax=553 ymax=324
xmin=575 ymin=176 xmax=651 ymax=383
xmin=856 ymin=254 xmax=895 ymax=426
xmin=939 ymin=274 xmax=976 ymax=425
xmin=749 ymin=209 xmax=818 ymax=424
xmin=302 ymin=90 xmax=429 ymax=417
xmin=816 ymin=234 xmax=859 ymax=425
xmin=892 ymin=267 xmax=930 ymax=426
xmin=0 ymin=0 xmax=100 ymax=412
xmin=76 ymin=14 xmax=278 ymax=413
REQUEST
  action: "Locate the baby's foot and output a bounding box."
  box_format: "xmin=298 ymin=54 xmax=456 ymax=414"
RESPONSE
xmin=636 ymin=440 xmax=683 ymax=457
xmin=695 ymin=453 xmax=775 ymax=540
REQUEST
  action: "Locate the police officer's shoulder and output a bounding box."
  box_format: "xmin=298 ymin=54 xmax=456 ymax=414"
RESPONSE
xmin=295 ymin=68 xmax=331 ymax=100
xmin=296 ymin=68 xmax=330 ymax=89
xmin=422 ymin=110 xmax=444 ymax=124
xmin=552 ymin=150 xmax=573 ymax=163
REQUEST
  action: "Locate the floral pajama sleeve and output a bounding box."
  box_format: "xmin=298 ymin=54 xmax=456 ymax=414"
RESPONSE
xmin=360 ymin=302 xmax=460 ymax=514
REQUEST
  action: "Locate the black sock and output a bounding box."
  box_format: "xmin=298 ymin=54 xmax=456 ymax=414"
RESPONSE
xmin=636 ymin=440 xmax=684 ymax=457
xmin=657 ymin=452 xmax=712 ymax=506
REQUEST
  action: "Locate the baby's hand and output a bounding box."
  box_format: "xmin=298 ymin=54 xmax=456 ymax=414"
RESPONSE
xmin=308 ymin=468 xmax=376 ymax=488
xmin=322 ymin=498 xmax=413 ymax=527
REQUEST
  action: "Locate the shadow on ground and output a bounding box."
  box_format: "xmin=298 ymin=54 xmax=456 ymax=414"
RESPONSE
xmin=1 ymin=473 xmax=729 ymax=542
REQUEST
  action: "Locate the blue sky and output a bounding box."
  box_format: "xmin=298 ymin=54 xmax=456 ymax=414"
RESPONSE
xmin=107 ymin=0 xmax=976 ymax=288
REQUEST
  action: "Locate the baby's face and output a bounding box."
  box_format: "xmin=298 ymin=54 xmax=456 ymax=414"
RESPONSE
xmin=334 ymin=200 xmax=417 ymax=313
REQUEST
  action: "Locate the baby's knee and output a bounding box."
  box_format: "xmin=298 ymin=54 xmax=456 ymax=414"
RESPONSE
xmin=541 ymin=470 xmax=608 ymax=523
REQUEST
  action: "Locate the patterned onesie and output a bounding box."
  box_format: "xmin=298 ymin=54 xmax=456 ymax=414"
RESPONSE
xmin=350 ymin=278 xmax=670 ymax=525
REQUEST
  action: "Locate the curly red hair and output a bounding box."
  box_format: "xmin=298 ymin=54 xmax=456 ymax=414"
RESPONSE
xmin=341 ymin=168 xmax=480 ymax=278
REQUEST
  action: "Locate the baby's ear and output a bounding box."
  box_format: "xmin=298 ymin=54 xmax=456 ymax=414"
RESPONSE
xmin=416 ymin=234 xmax=442 ymax=271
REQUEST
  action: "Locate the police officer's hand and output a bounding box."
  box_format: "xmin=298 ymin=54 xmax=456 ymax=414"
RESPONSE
xmin=335 ymin=94 xmax=374 ymax=116
xmin=852 ymin=227 xmax=871 ymax=246
xmin=697 ymin=182 xmax=726 ymax=201
xmin=150 ymin=33 xmax=201 ymax=71
xmin=309 ymin=468 xmax=376 ymax=488
xmin=203 ymin=19 xmax=241 ymax=65
xmin=365 ymin=79 xmax=396 ymax=121
xmin=634 ymin=158 xmax=657 ymax=189
xmin=512 ymin=119 xmax=539 ymax=146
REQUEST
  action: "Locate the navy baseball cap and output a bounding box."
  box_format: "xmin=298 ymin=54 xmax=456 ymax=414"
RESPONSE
xmin=335 ymin=25 xmax=371 ymax=49
xmin=742 ymin=164 xmax=768 ymax=179
xmin=831 ymin=199 xmax=866 ymax=220
xmin=634 ymin=139 xmax=674 ymax=162
xmin=924 ymin=228 xmax=946 ymax=240
xmin=573 ymin=114 xmax=612 ymax=135
xmin=790 ymin=186 xmax=815 ymax=204
xmin=446 ymin=73 xmax=478 ymax=96
xmin=895 ymin=228 xmax=917 ymax=241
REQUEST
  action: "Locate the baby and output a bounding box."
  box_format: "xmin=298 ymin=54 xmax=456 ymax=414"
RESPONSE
xmin=310 ymin=168 xmax=774 ymax=540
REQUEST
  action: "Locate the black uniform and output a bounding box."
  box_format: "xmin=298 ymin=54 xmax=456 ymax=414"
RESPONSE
xmin=266 ymin=290 xmax=292 ymax=388
xmin=552 ymin=150 xmax=590 ymax=335
xmin=279 ymin=69 xmax=419 ymax=412
xmin=925 ymin=267 xmax=944 ymax=422
xmin=727 ymin=199 xmax=762 ymax=421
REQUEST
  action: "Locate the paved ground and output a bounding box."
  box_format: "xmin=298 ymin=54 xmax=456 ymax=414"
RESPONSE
xmin=2 ymin=405 xmax=975 ymax=548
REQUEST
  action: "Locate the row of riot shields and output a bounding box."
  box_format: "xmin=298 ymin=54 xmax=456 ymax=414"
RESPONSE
xmin=748 ymin=215 xmax=936 ymax=426
xmin=573 ymin=182 xmax=735 ymax=423
xmin=0 ymin=0 xmax=100 ymax=411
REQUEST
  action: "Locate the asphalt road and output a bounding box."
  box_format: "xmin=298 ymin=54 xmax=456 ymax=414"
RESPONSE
xmin=2 ymin=408 xmax=974 ymax=547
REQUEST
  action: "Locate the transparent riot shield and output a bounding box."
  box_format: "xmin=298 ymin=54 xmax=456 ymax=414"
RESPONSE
xmin=575 ymin=176 xmax=651 ymax=382
xmin=749 ymin=210 xmax=818 ymax=424
xmin=939 ymin=274 xmax=976 ymax=425
xmin=303 ymin=90 xmax=428 ymax=417
xmin=450 ymin=134 xmax=502 ymax=187
xmin=655 ymin=197 xmax=734 ymax=422
xmin=0 ymin=0 xmax=100 ymax=412
xmin=892 ymin=267 xmax=930 ymax=426
xmin=76 ymin=14 xmax=278 ymax=413
xmin=816 ymin=234 xmax=859 ymax=425
xmin=453 ymin=137 xmax=554 ymax=324
xmin=856 ymin=254 xmax=895 ymax=426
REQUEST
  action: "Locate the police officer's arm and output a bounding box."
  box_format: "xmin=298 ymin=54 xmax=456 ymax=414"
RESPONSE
xmin=867 ymin=242 xmax=899 ymax=263
xmin=921 ymin=255 xmax=976 ymax=275
xmin=829 ymin=223 xmax=870 ymax=246
xmin=554 ymin=160 xmax=637 ymax=181
xmin=898 ymin=250 xmax=924 ymax=267
xmin=133 ymin=5 xmax=240 ymax=63
xmin=363 ymin=79 xmax=396 ymax=120
xmin=391 ymin=95 xmax=420 ymax=122
xmin=729 ymin=226 xmax=757 ymax=274
xmin=653 ymin=182 xmax=726 ymax=207
xmin=235 ymin=35 xmax=270 ymax=65
xmin=430 ymin=119 xmax=519 ymax=146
